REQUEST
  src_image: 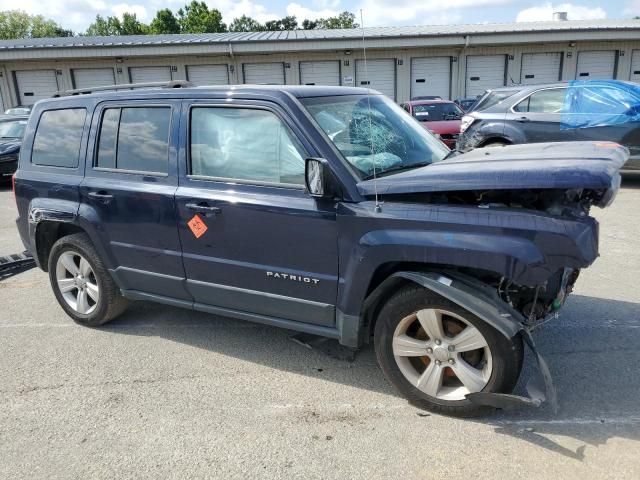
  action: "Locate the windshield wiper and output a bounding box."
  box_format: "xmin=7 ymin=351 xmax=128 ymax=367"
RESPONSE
xmin=442 ymin=149 xmax=460 ymax=161
xmin=364 ymin=161 xmax=432 ymax=180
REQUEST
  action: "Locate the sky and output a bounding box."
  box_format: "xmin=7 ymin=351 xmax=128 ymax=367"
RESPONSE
xmin=0 ymin=0 xmax=637 ymax=33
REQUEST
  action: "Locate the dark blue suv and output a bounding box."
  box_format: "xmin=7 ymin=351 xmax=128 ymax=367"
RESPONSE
xmin=13 ymin=84 xmax=627 ymax=416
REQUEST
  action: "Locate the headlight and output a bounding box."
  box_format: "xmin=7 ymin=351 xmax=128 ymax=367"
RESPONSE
xmin=460 ymin=115 xmax=475 ymax=133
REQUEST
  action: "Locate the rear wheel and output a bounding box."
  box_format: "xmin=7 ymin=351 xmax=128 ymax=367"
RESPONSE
xmin=374 ymin=285 xmax=523 ymax=417
xmin=48 ymin=233 xmax=128 ymax=327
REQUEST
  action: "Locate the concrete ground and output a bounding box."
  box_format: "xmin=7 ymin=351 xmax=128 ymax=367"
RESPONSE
xmin=0 ymin=177 xmax=639 ymax=479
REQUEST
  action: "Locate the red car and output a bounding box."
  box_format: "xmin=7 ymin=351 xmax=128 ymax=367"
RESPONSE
xmin=401 ymin=100 xmax=463 ymax=148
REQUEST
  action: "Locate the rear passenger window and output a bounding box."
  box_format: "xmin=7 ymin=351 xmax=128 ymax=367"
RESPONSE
xmin=514 ymin=88 xmax=566 ymax=113
xmin=96 ymin=107 xmax=171 ymax=174
xmin=189 ymin=107 xmax=306 ymax=185
xmin=32 ymin=108 xmax=86 ymax=168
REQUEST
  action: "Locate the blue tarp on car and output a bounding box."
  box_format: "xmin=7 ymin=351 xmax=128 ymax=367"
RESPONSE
xmin=561 ymin=80 xmax=640 ymax=130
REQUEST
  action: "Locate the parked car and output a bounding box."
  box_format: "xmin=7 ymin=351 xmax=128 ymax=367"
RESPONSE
xmin=14 ymin=85 xmax=627 ymax=417
xmin=454 ymin=97 xmax=479 ymax=112
xmin=0 ymin=115 xmax=28 ymax=179
xmin=456 ymin=80 xmax=640 ymax=171
xmin=4 ymin=106 xmax=31 ymax=116
xmin=401 ymin=100 xmax=463 ymax=148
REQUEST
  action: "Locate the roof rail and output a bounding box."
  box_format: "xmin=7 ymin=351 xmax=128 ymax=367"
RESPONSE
xmin=53 ymin=80 xmax=194 ymax=97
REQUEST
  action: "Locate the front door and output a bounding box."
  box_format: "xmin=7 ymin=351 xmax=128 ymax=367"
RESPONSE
xmin=507 ymin=87 xmax=568 ymax=143
xmin=175 ymin=101 xmax=339 ymax=327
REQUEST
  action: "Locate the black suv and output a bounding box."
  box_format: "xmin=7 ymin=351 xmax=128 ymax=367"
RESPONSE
xmin=13 ymin=84 xmax=627 ymax=416
xmin=456 ymin=81 xmax=640 ymax=171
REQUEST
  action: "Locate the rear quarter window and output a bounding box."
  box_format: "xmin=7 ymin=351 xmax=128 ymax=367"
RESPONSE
xmin=32 ymin=108 xmax=86 ymax=168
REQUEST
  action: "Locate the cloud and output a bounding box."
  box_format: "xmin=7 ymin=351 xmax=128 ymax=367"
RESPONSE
xmin=355 ymin=0 xmax=511 ymax=26
xmin=623 ymin=0 xmax=640 ymax=15
xmin=516 ymin=3 xmax=606 ymax=22
xmin=111 ymin=3 xmax=148 ymax=20
xmin=286 ymin=3 xmax=341 ymax=21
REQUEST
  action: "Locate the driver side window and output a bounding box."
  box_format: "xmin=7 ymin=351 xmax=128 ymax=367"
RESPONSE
xmin=514 ymin=88 xmax=566 ymax=113
xmin=190 ymin=107 xmax=306 ymax=186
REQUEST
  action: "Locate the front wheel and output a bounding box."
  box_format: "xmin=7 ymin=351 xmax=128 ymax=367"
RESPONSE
xmin=374 ymin=285 xmax=523 ymax=417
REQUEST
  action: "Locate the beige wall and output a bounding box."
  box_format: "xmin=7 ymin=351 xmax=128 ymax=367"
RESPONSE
xmin=1 ymin=39 xmax=639 ymax=108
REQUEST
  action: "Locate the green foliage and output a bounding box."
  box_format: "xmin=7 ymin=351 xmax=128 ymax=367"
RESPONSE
xmin=150 ymin=9 xmax=180 ymax=34
xmin=177 ymin=1 xmax=226 ymax=33
xmin=316 ymin=11 xmax=359 ymax=29
xmin=0 ymin=10 xmax=73 ymax=39
xmin=85 ymin=13 xmax=148 ymax=36
xmin=264 ymin=16 xmax=298 ymax=31
xmin=229 ymin=15 xmax=265 ymax=32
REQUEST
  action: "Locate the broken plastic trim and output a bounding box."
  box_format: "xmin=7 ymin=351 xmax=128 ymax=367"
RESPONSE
xmin=466 ymin=328 xmax=558 ymax=413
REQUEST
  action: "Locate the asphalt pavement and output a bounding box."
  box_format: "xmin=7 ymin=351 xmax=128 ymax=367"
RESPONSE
xmin=0 ymin=177 xmax=639 ymax=479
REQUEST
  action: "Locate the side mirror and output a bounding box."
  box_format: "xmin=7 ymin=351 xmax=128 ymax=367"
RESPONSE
xmin=305 ymin=157 xmax=335 ymax=198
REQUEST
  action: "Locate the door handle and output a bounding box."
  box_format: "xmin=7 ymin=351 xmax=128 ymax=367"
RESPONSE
xmin=88 ymin=191 xmax=114 ymax=202
xmin=186 ymin=202 xmax=221 ymax=215
xmin=517 ymin=116 xmax=530 ymax=123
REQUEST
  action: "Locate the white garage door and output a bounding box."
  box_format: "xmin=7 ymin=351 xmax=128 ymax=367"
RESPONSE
xmin=520 ymin=53 xmax=562 ymax=84
xmin=243 ymin=63 xmax=285 ymax=84
xmin=576 ymin=51 xmax=617 ymax=80
xmin=355 ymin=59 xmax=396 ymax=100
xmin=186 ymin=64 xmax=229 ymax=86
xmin=15 ymin=70 xmax=59 ymax=106
xmin=631 ymin=50 xmax=640 ymax=82
xmin=410 ymin=57 xmax=451 ymax=99
xmin=465 ymin=55 xmax=506 ymax=97
xmin=129 ymin=66 xmax=172 ymax=84
xmin=299 ymin=61 xmax=340 ymax=86
xmin=72 ymin=68 xmax=115 ymax=90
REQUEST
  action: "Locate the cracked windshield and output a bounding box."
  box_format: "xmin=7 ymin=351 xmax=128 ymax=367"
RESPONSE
xmin=301 ymin=94 xmax=449 ymax=179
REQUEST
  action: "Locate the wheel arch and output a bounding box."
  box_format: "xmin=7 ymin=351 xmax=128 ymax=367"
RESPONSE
xmin=361 ymin=269 xmax=525 ymax=345
xmin=33 ymin=220 xmax=86 ymax=272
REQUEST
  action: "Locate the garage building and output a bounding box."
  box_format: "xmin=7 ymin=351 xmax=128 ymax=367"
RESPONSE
xmin=1 ymin=18 xmax=640 ymax=109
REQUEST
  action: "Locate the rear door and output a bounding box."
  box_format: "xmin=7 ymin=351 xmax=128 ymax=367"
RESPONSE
xmin=79 ymin=100 xmax=189 ymax=300
xmin=175 ymin=100 xmax=339 ymax=327
xmin=506 ymin=87 xmax=568 ymax=143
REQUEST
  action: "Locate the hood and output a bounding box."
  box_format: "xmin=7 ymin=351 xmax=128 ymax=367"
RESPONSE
xmin=420 ymin=120 xmax=461 ymax=135
xmin=357 ymin=142 xmax=628 ymax=196
xmin=0 ymin=138 xmax=21 ymax=155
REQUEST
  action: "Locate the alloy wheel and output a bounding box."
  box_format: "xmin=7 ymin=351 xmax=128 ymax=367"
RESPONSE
xmin=55 ymin=251 xmax=100 ymax=315
xmin=392 ymin=308 xmax=493 ymax=401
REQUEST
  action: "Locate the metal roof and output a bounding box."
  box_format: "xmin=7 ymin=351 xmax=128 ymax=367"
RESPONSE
xmin=0 ymin=19 xmax=639 ymax=50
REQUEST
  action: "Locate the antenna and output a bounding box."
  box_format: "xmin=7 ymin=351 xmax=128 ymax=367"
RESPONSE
xmin=360 ymin=9 xmax=381 ymax=213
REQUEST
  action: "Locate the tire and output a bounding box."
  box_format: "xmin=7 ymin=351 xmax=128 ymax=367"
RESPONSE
xmin=48 ymin=233 xmax=128 ymax=327
xmin=482 ymin=140 xmax=509 ymax=148
xmin=374 ymin=284 xmax=523 ymax=417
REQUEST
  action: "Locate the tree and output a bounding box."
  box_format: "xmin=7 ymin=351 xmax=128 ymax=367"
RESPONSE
xmin=316 ymin=11 xmax=358 ymax=29
xmin=229 ymin=15 xmax=264 ymax=32
xmin=0 ymin=10 xmax=73 ymax=39
xmin=149 ymin=9 xmax=180 ymax=34
xmin=85 ymin=13 xmax=148 ymax=36
xmin=177 ymin=1 xmax=226 ymax=33
xmin=301 ymin=19 xmax=318 ymax=30
xmin=265 ymin=15 xmax=298 ymax=31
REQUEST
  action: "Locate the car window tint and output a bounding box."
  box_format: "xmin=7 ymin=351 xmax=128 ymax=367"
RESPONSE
xmin=96 ymin=109 xmax=119 ymax=169
xmin=518 ymin=89 xmax=566 ymax=113
xmin=190 ymin=107 xmax=306 ymax=186
xmin=96 ymin=107 xmax=170 ymax=173
xmin=32 ymin=108 xmax=86 ymax=168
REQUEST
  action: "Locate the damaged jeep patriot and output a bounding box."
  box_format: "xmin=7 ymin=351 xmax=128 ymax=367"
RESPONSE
xmin=14 ymin=85 xmax=627 ymax=416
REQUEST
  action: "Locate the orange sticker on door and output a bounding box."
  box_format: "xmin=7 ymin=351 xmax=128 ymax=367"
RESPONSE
xmin=188 ymin=214 xmax=208 ymax=239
